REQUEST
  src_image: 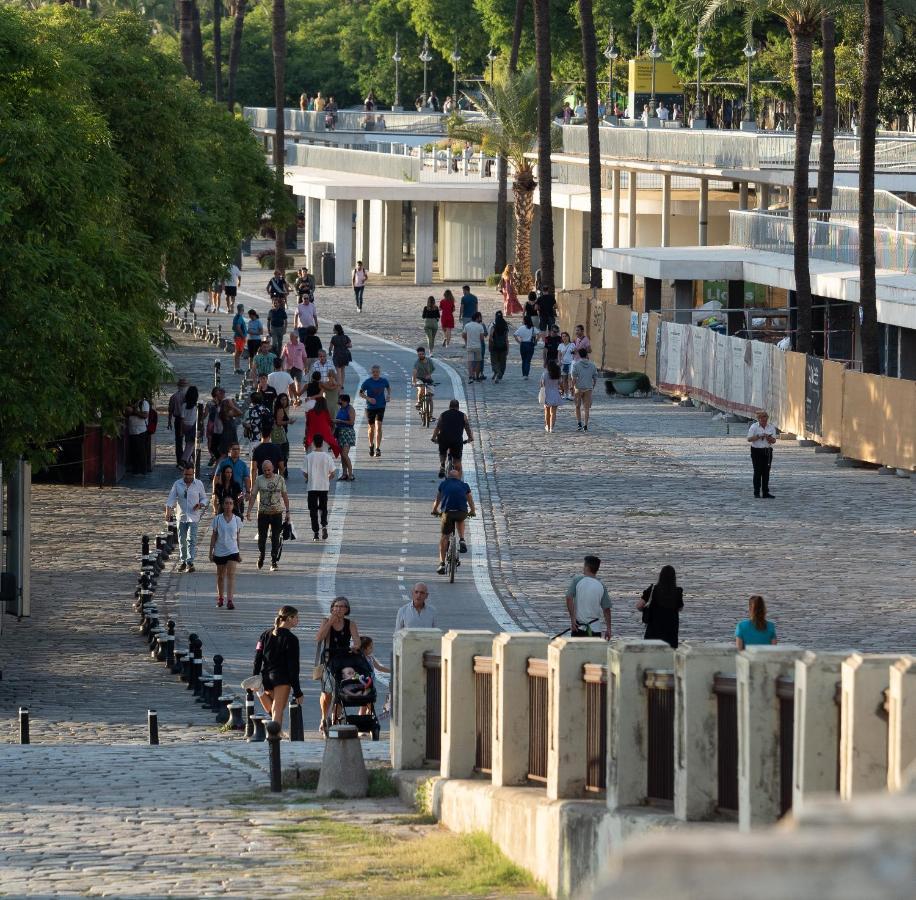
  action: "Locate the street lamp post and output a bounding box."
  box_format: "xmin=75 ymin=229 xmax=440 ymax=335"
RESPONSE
xmin=603 ymin=28 xmax=619 ymax=124
xmin=392 ymin=33 xmax=403 ymax=111
xmin=692 ymin=31 xmax=707 ymax=129
xmin=450 ymin=36 xmax=462 ymax=108
xmin=741 ymin=40 xmax=758 ymax=131
xmin=487 ymin=47 xmax=498 ymax=87
xmin=419 ymin=35 xmax=432 ymax=108
xmin=646 ymin=31 xmax=662 ymax=121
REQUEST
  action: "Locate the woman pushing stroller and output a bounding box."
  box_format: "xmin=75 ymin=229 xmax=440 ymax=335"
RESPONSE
xmin=315 ymin=596 xmax=361 ymax=736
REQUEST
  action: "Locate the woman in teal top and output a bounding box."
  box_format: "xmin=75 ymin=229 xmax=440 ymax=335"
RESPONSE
xmin=735 ymin=595 xmax=777 ymax=649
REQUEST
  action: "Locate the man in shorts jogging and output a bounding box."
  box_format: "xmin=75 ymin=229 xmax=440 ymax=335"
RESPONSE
xmin=431 ymin=467 xmax=476 ymax=575
xmin=571 ymin=348 xmax=598 ymax=432
xmin=565 ymin=555 xmax=612 ymax=639
xmin=359 ymin=364 xmax=391 ymax=458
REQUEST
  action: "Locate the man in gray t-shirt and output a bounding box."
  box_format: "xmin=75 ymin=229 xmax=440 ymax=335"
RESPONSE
xmin=565 ymin=555 xmax=611 ymax=639
xmin=571 ymin=349 xmax=598 ymax=432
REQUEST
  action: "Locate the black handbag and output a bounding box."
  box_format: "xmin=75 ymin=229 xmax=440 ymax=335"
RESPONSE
xmin=641 ymin=585 xmax=654 ymax=624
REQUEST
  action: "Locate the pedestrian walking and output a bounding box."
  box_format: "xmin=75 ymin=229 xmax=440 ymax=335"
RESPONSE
xmin=748 ymin=410 xmax=777 ymax=498
xmin=282 ymin=330 xmax=306 ymax=405
xmin=248 ymin=458 xmax=289 ymax=572
xmin=459 ymin=285 xmax=479 ymax=326
xmin=272 ymin=394 xmax=292 ymax=466
xmin=573 ymin=323 xmax=591 ymax=357
xmin=311 ymin=349 xmax=340 ymax=411
xmin=224 ymin=262 xmax=242 ymax=313
xmin=461 ymin=314 xmax=486 ymax=383
xmin=513 ymin=315 xmax=539 ymax=379
xmin=316 ymin=597 xmax=361 ymax=735
xmin=268 ymin=357 xmax=295 ymax=406
xmin=215 ymin=443 xmax=251 ymax=514
xmin=252 ymin=425 xmax=285 ymax=477
xmin=125 ymin=399 xmax=150 ymax=475
xmin=557 ymin=332 xmax=575 ymax=398
xmin=635 ymin=565 xmax=684 ymax=648
xmin=352 ymin=260 xmax=368 ymax=311
xmin=211 ymin=463 xmax=243 ymax=517
xmin=217 ymin=395 xmax=242 ymax=458
xmin=523 ymin=291 xmax=540 ymax=331
xmin=253 ymin=341 xmax=277 ymax=378
xmin=266 ymin=268 xmax=290 ymax=305
xmin=165 ymin=465 xmax=208 ymax=572
xmin=209 ymin=494 xmax=243 ymax=609
xmin=206 ymin=278 xmax=223 ymax=314
xmin=180 ymin=386 xmax=199 ymax=467
xmin=359 ymin=365 xmax=391 ymax=458
xmin=334 ymin=394 xmax=357 ymax=481
xmin=564 ymin=555 xmax=612 ymax=639
xmin=267 ymin=296 xmax=288 ymax=356
xmin=536 ymin=290 xmax=557 ymax=332
xmin=498 ymin=265 xmax=523 ymax=316
xmin=487 ymin=312 xmax=510 ymax=382
xmin=395 ymin=583 xmax=438 ymax=630
xmin=329 ymin=324 xmax=352 ymax=389
xmin=421 ymin=296 xmax=440 ymax=352
xmin=542 ymin=324 xmax=561 ymax=369
xmin=295 ymin=293 xmax=318 ymax=342
xmin=305 ymin=433 xmax=337 ymax=542
xmin=736 ymin=595 xmax=777 ymax=648
xmin=305 ymin=396 xmax=341 ymax=458
xmin=539 ymin=361 xmax=562 ymax=432
xmin=439 ymin=290 xmax=456 ymax=346
xmin=246 ymin=310 xmax=264 ymax=374
xmin=571 ymin=349 xmax=598 ymax=432
xmin=252 ymin=605 xmax=303 ymax=727
xmin=167 ymin=378 xmax=188 ymax=467
xmin=231 ymin=303 xmax=247 ymax=374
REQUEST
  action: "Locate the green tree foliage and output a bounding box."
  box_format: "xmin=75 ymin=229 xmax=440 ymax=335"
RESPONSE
xmin=0 ymin=6 xmax=275 ymax=469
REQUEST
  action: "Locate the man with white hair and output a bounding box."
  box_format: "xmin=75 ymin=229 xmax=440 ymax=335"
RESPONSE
xmin=747 ymin=410 xmax=777 ymax=498
xmin=395 ymin=583 xmax=438 ymax=631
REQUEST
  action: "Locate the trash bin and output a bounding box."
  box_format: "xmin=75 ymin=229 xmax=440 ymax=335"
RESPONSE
xmin=321 ymin=251 xmax=336 ymax=288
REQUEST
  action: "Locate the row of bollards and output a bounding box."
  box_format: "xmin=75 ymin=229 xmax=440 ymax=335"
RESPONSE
xmin=165 ymin=307 xmax=234 ymax=355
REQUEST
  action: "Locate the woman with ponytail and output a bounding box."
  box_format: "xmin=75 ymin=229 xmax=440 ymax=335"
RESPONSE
xmin=252 ymin=605 xmax=303 ymax=727
xmin=735 ymin=595 xmax=777 ymax=650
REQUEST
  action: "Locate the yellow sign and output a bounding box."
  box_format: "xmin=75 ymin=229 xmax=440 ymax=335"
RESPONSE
xmin=627 ymin=59 xmax=682 ymax=94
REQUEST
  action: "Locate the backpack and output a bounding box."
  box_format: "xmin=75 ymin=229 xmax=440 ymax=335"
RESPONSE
xmin=146 ymin=407 xmax=159 ymax=434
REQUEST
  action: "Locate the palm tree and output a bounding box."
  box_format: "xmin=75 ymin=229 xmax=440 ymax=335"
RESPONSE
xmin=272 ymin=0 xmax=287 ymax=267
xmin=178 ymin=0 xmax=195 ymax=79
xmin=226 ymin=0 xmax=246 ymax=113
xmin=533 ymin=0 xmax=555 ymax=294
xmin=449 ymin=68 xmax=559 ymax=293
xmin=578 ymin=0 xmax=602 ymax=288
xmin=816 ymin=14 xmax=836 ymax=211
xmin=191 ymin=0 xmax=205 ymax=87
xmin=213 ymin=0 xmax=223 ymax=102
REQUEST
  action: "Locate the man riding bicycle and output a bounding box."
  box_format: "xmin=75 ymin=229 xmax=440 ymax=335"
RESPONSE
xmin=431 ymin=467 xmax=476 ymax=576
xmin=430 ymin=399 xmax=473 ymax=478
xmin=412 ymin=346 xmax=436 ymax=408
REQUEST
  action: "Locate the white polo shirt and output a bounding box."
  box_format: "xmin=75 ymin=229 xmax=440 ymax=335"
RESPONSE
xmin=305 ymin=449 xmax=337 ymax=492
xmin=166 ymin=477 xmax=208 ymax=523
xmin=748 ymin=421 xmax=777 ymax=449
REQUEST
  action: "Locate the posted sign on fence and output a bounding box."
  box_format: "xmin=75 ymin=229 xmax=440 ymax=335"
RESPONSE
xmin=804 ymin=355 xmax=823 ymax=438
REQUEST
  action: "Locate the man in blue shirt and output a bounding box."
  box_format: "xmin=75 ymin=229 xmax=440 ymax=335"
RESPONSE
xmin=215 ymin=443 xmax=252 ymax=514
xmin=431 ymin=467 xmax=476 ymax=575
xmin=358 ymin=364 xmax=391 ymax=458
xmin=459 ymin=285 xmax=478 ymax=325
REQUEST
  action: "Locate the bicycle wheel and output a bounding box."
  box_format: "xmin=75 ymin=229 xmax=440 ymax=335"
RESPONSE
xmin=425 ymin=395 xmax=434 ymax=427
xmin=448 ymin=534 xmax=457 ymax=583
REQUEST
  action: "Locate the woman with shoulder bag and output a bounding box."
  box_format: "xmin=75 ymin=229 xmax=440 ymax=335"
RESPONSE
xmin=315 ymin=596 xmax=361 ymax=736
xmin=636 ymin=564 xmax=684 ymax=648
xmin=252 ymin=605 xmax=303 ymax=728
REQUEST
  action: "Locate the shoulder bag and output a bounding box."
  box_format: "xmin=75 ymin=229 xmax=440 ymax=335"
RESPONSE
xmin=641 ymin=585 xmax=655 ymax=624
xmin=312 ymin=641 xmax=327 ymax=681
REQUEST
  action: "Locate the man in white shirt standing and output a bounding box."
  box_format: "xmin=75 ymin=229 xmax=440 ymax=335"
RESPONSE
xmin=395 ymin=583 xmax=438 ymax=631
xmin=305 ymin=434 xmax=337 ymax=541
xmin=657 ymin=101 xmax=669 ymax=121
xmin=267 ymin=357 xmax=295 ymax=402
xmin=747 ymin=409 xmax=777 ymax=498
xmin=165 ymin=465 xmax=208 ymax=572
xmin=565 ymin=555 xmax=612 ymax=639
xmin=461 ymin=314 xmax=486 ymax=383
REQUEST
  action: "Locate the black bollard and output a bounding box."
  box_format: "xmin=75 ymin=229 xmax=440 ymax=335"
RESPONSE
xmin=266 ymin=721 xmax=282 ymax=792
xmin=141 ymin=534 xmax=150 ymax=559
xmin=19 ymin=707 xmax=29 ymax=745
xmin=211 ymin=655 xmax=224 ymax=712
xmin=244 ymin=689 xmax=255 ymax=738
xmin=228 ymin=700 xmax=244 ymax=731
xmin=213 ymin=359 xmax=221 ymax=389
xmin=198 ymin=679 xmax=213 ymax=704
xmin=249 ymin=715 xmax=266 ymax=743
xmin=289 ymin=699 xmax=304 ymax=741
xmin=215 ymin=695 xmax=231 ymax=725
xmin=152 ymin=631 xmax=165 ymax=661
xmin=148 ymin=709 xmax=159 ymax=745
xmin=167 ymin=523 xmax=178 ymax=548
xmin=165 ymin=621 xmax=176 ymax=667
xmin=187 ymin=635 xmax=201 ymax=690
xmin=173 ymin=649 xmax=187 ymax=678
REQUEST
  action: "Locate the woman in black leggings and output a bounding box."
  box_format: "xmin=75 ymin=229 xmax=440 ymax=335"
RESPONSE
xmin=253 ymin=605 xmax=303 ymax=727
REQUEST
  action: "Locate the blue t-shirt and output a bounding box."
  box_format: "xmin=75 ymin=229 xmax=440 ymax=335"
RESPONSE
xmin=247 ymin=318 xmax=264 ymax=341
xmin=460 ymin=293 xmax=478 ymax=320
xmin=438 ymin=478 xmax=471 ymax=513
xmin=736 ymin=619 xmax=776 ymax=646
xmin=360 ymin=376 xmax=390 ymax=409
xmin=216 ymin=457 xmax=250 ymax=487
xmin=232 ymin=313 xmax=248 ymax=339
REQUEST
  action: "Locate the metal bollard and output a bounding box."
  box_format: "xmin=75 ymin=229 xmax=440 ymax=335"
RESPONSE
xmin=211 ymin=655 xmax=224 ymax=712
xmin=213 ymin=359 xmax=221 ymax=389
xmin=141 ymin=534 xmax=150 ymax=559
xmin=228 ymin=700 xmax=245 ymax=731
xmin=148 ymin=709 xmax=159 ymax=745
xmin=249 ymin=715 xmax=266 ymax=743
xmin=216 ymin=695 xmax=231 ymax=725
xmin=152 ymin=630 xmax=166 ymax=660
xmin=167 ymin=523 xmax=179 ymax=549
xmin=244 ymin=689 xmax=255 ymax=738
xmin=186 ymin=635 xmax=200 ymax=690
xmin=266 ymin=720 xmax=282 ymax=792
xmin=289 ymin=699 xmax=304 ymax=741
xmin=165 ymin=621 xmax=176 ymax=666
xmin=19 ymin=707 xmax=30 ymax=744
xmin=199 ymin=679 xmax=213 ymax=704
xmin=173 ymin=649 xmax=187 ymax=678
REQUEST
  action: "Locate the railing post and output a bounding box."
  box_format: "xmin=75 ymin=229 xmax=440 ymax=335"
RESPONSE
xmin=491 ymin=633 xmax=548 ymax=787
xmin=673 ymin=643 xmax=735 ymax=821
xmin=390 ymin=628 xmax=443 ymax=770
xmin=887 ymin=656 xmax=916 ymax=792
xmin=736 ymin=646 xmax=805 ymax=831
xmin=546 ymin=636 xmax=607 ymax=800
xmin=840 ymin=652 xmax=900 ymax=799
xmin=440 ymin=630 xmax=494 ymax=779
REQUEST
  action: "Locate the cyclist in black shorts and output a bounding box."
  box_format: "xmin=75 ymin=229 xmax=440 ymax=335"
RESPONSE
xmin=431 ymin=467 xmax=476 ymax=575
xmin=430 ymin=399 xmax=473 ymax=478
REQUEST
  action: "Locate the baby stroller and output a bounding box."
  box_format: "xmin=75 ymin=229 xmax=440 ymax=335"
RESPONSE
xmin=326 ymin=651 xmax=381 ymax=740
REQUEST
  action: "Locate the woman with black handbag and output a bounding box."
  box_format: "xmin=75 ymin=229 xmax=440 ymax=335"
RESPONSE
xmin=636 ymin=565 xmax=684 ymax=648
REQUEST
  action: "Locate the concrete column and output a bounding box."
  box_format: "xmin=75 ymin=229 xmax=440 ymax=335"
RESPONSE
xmin=738 ymin=182 xmax=749 ymax=211
xmin=840 ymin=653 xmax=899 ymax=799
xmin=616 ymin=273 xmax=634 ymax=306
xmin=491 ymin=633 xmax=549 ymax=787
xmin=698 ymin=177 xmax=708 ymax=247
xmin=673 ymin=280 xmax=694 ymax=325
xmin=546 ymin=637 xmax=607 ymax=800
xmin=440 ymin=630 xmax=494 ymax=780
xmin=355 ymin=199 xmax=371 ymax=266
xmin=645 ymin=278 xmax=662 ymax=313
xmin=553 ymin=208 xmax=566 ymax=289
xmin=560 ymin=208 xmax=584 ymax=290
xmin=368 ymin=200 xmax=385 ymax=274
xmin=887 ymin=656 xmax=916 ymax=792
xmin=611 ymin=169 xmax=621 ymax=249
xmin=674 ymin=643 xmax=735 ymax=821
xmin=758 ymin=182 xmax=771 ymax=211
xmin=607 ymin=639 xmax=674 ymax=810
xmin=318 ymin=198 xmax=355 ymax=286
xmin=367 ymin=200 xmax=402 ymax=276
xmin=303 ymin=198 xmax=320 ymax=268
xmin=414 ymin=201 xmax=435 ymax=285
xmin=737 ymin=646 xmax=805 ymax=831
xmin=627 ymin=172 xmax=637 ymax=248
xmin=391 ymin=628 xmax=443 ymax=771
xmin=661 ymin=174 xmax=672 ymax=248
xmin=792 ymin=651 xmax=846 ymax=811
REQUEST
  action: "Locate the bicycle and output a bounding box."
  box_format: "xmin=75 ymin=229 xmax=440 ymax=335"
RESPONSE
xmin=432 ymin=509 xmax=475 ymax=583
xmin=432 ymin=437 xmax=470 ymax=478
xmin=416 ymin=380 xmax=439 ymax=428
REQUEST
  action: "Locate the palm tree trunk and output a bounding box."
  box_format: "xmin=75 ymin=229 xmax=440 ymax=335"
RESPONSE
xmin=191 ymin=1 xmax=206 ymax=88
xmin=859 ymin=0 xmax=883 ymax=374
xmin=578 ymin=0 xmax=601 ymax=288
xmin=790 ymin=27 xmax=816 ymax=354
xmin=513 ymin=174 xmax=536 ymax=294
xmin=272 ymin=0 xmax=287 ymax=266
xmin=816 ymin=14 xmax=836 ymax=212
xmin=178 ymin=0 xmax=195 ymax=80
xmin=533 ymin=0 xmax=554 ymax=293
xmin=213 ymin=0 xmax=224 ymax=102
xmin=226 ymin=0 xmax=246 ymax=113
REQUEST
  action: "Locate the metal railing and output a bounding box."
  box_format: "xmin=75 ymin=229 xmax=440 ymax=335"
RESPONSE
xmin=286 ymin=142 xmax=421 ymax=180
xmin=246 ymin=106 xmax=459 ymax=135
xmin=551 ymin=160 xmax=735 ymax=192
xmin=584 ymin=663 xmax=608 ymax=793
xmin=474 ymin=655 xmax=493 ymax=774
xmin=527 ymin=658 xmax=549 ymax=784
xmin=423 ymin=651 xmax=441 ymax=765
xmin=645 ymin=669 xmax=675 ymax=805
xmin=776 ymin=675 xmax=795 ymax=817
xmin=713 ymin=673 xmax=739 ymax=816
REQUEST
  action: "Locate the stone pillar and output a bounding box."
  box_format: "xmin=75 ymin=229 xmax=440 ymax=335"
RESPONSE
xmin=368 ymin=199 xmax=385 ymax=273
xmin=391 ymin=628 xmax=443 ymax=771
xmin=367 ymin=200 xmax=401 ymax=276
xmin=560 ymin=208 xmax=584 ymax=290
xmin=645 ymin=277 xmax=662 ymax=313
xmin=674 ymin=643 xmax=735 ymax=821
xmin=758 ymin=183 xmax=770 ymax=210
xmin=673 ymin=280 xmax=693 ymax=325
xmin=616 ymin=273 xmax=634 ymax=306
xmin=303 ymin=198 xmax=320 ymax=269
xmin=738 ymin=182 xmax=749 ymax=211
xmin=627 ymin=172 xmax=637 ymax=248
xmin=840 ymin=653 xmax=899 ymax=799
xmin=887 ymin=656 xmax=916 ymax=792
xmin=698 ymin=177 xmax=708 ymax=247
xmin=736 ymin=646 xmax=805 ymax=831
xmin=547 ymin=636 xmax=607 ymax=800
xmin=440 ymin=630 xmax=494 ymax=780
xmin=318 ymin=198 xmax=355 ymax=285
xmin=661 ymin=174 xmax=672 ymax=248
xmin=355 ymin=199 xmax=371 ymax=266
xmin=792 ymin=651 xmax=847 ymax=811
xmin=611 ymin=169 xmax=621 ymax=250
xmin=607 ymin=639 xmax=674 ymax=810
xmin=414 ymin=201 xmax=435 ymax=285
xmin=491 ymin=633 xmax=549 ymax=787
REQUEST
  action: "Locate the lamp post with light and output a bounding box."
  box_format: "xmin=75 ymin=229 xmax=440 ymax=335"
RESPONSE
xmin=646 ymin=30 xmax=662 ymax=120
xmin=419 ymin=35 xmax=433 ymax=108
xmin=450 ymin=36 xmax=462 ymax=107
xmin=603 ymin=28 xmax=619 ymax=123
xmin=692 ymin=31 xmax=707 ymax=129
xmin=741 ymin=40 xmax=758 ymax=131
xmin=392 ymin=34 xmax=403 ymax=110
xmin=487 ymin=47 xmax=498 ymax=86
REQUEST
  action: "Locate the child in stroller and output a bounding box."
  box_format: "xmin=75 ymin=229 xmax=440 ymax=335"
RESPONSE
xmin=326 ymin=651 xmax=381 ymax=740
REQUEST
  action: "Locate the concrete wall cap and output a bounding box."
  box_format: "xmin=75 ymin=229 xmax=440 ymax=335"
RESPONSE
xmin=674 ymin=642 xmax=735 ymax=657
xmin=493 ymin=632 xmax=546 ymax=647
xmin=442 ymin=629 xmax=495 ymax=641
xmin=892 ymin=656 xmax=915 ymax=674
xmin=740 ymin=645 xmax=805 ymax=658
xmin=611 ymin=638 xmax=672 ymax=652
xmin=844 ymin=652 xmax=904 ymax=671
xmin=550 ymin=635 xmax=605 ymax=651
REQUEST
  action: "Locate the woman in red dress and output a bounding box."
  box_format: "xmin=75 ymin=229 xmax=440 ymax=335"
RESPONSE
xmin=439 ymin=290 xmax=456 ymax=346
xmin=305 ymin=397 xmax=340 ymax=457
xmin=499 ymin=264 xmax=523 ymax=316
